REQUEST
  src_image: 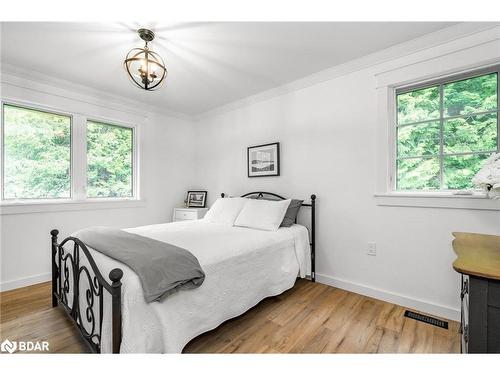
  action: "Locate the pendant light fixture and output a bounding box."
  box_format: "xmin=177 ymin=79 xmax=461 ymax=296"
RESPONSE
xmin=124 ymin=28 xmax=167 ymax=91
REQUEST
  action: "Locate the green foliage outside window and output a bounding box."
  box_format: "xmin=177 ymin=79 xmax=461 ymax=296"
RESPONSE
xmin=2 ymin=105 xmax=71 ymax=199
xmin=397 ymin=86 xmax=440 ymax=125
xmin=396 ymin=72 xmax=498 ymax=191
xmin=444 ymin=73 xmax=498 ymax=116
xmin=87 ymin=121 xmax=133 ymax=198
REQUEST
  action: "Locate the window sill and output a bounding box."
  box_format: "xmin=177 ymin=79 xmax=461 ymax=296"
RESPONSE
xmin=0 ymin=198 xmax=146 ymax=215
xmin=374 ymin=192 xmax=500 ymax=211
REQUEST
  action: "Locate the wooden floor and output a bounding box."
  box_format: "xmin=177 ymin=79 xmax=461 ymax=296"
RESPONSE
xmin=0 ymin=279 xmax=460 ymax=353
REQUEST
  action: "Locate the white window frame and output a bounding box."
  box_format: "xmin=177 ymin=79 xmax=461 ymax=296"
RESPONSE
xmin=373 ymin=26 xmax=500 ymax=210
xmin=375 ymin=65 xmax=500 ymax=211
xmin=392 ymin=65 xmax=500 ymax=193
xmin=0 ymin=99 xmax=142 ymax=214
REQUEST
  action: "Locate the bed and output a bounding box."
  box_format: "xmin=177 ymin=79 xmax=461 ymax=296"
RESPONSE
xmin=50 ymin=192 xmax=316 ymax=353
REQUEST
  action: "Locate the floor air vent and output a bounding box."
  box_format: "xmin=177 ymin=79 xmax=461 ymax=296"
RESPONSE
xmin=404 ymin=310 xmax=448 ymax=329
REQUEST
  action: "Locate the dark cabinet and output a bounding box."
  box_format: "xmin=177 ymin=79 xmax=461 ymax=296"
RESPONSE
xmin=453 ymin=232 xmax=500 ymax=354
xmin=460 ymin=275 xmax=500 ymax=353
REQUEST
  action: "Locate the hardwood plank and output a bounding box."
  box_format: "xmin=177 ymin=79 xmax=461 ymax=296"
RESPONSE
xmin=289 ymin=326 xmax=332 ymax=353
xmin=268 ymin=305 xmax=324 ymax=353
xmin=185 ymin=296 xmax=283 ymax=353
xmin=217 ymin=320 xmax=281 ymax=353
xmin=0 ymin=282 xmax=54 ymax=324
xmin=1 ymin=279 xmax=460 ymax=354
xmin=432 ymin=326 xmax=460 ymax=353
xmin=376 ymin=304 xmax=406 ymax=334
xmin=397 ymin=315 xmax=435 ymax=353
xmin=322 ymin=291 xmax=363 ymax=332
xmin=285 ymin=288 xmax=349 ymax=353
xmin=266 ymin=281 xmax=328 ymax=326
xmin=329 ymin=297 xmax=385 ymax=353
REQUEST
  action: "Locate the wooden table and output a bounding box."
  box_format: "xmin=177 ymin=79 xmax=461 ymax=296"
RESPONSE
xmin=452 ymin=232 xmax=500 ymax=280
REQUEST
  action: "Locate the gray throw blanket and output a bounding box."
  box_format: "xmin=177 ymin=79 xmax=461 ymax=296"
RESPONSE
xmin=74 ymin=226 xmax=205 ymax=302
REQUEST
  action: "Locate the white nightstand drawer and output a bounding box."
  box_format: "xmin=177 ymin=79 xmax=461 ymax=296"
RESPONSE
xmin=175 ymin=210 xmax=198 ymax=221
xmin=173 ymin=208 xmax=208 ymax=222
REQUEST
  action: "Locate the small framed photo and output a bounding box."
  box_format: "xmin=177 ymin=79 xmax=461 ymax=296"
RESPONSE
xmin=247 ymin=142 xmax=280 ymax=177
xmin=187 ymin=191 xmax=207 ymax=208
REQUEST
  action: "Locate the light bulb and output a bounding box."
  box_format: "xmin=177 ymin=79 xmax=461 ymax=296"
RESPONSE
xmin=138 ymin=58 xmax=148 ymax=74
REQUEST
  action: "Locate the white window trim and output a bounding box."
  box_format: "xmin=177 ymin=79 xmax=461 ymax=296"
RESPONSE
xmin=0 ymin=98 xmax=143 ymax=215
xmin=374 ymin=192 xmax=500 ymax=211
xmin=374 ymin=29 xmax=500 ymax=210
xmin=0 ymin=198 xmax=146 ymax=215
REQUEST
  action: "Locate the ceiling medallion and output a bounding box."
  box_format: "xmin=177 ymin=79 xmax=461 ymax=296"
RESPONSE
xmin=124 ymin=28 xmax=167 ymax=91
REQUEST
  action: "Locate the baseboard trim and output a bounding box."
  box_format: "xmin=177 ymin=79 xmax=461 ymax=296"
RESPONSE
xmin=0 ymin=272 xmax=51 ymax=292
xmin=316 ymin=273 xmax=460 ymax=322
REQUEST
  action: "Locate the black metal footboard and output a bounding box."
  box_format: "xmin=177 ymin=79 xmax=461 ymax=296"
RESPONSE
xmin=51 ymin=229 xmax=123 ymax=353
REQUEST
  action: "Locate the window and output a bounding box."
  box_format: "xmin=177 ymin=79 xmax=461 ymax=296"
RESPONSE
xmin=87 ymin=121 xmax=133 ymax=198
xmin=2 ymin=104 xmax=71 ymax=200
xmin=1 ymin=102 xmax=137 ymax=205
xmin=395 ymin=68 xmax=499 ymax=191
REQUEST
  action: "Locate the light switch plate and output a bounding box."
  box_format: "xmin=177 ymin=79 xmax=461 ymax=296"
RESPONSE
xmin=367 ymin=242 xmax=377 ymax=256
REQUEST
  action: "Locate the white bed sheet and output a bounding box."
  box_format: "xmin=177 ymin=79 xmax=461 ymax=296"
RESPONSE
xmin=82 ymin=220 xmax=311 ymax=353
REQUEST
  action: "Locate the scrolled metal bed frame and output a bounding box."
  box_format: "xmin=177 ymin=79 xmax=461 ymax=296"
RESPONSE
xmin=50 ymin=191 xmax=316 ymax=353
xmin=50 ymin=232 xmax=123 ymax=353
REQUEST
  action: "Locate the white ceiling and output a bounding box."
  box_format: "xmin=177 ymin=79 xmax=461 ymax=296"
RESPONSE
xmin=1 ymin=22 xmax=459 ymax=116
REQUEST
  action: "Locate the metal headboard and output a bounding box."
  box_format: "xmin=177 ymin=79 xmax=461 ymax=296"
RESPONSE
xmin=220 ymin=192 xmax=316 ymax=282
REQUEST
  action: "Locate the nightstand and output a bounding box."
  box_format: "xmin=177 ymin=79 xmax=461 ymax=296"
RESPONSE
xmin=172 ymin=207 xmax=209 ymax=222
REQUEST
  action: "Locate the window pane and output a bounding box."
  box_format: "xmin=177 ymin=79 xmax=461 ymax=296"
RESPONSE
xmin=397 ymin=121 xmax=440 ymax=158
xmin=443 ymin=113 xmax=497 ymax=154
xmin=87 ymin=121 xmax=133 ymax=198
xmin=2 ymin=105 xmax=71 ymax=199
xmin=397 ymin=157 xmax=440 ymax=190
xmin=443 ymin=73 xmax=497 ymax=117
xmin=397 ymin=86 xmax=440 ymax=125
xmin=443 ymin=153 xmax=491 ymax=190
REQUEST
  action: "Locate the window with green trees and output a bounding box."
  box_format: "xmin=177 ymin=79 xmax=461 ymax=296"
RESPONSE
xmin=2 ymin=104 xmax=71 ymax=200
xmin=1 ymin=103 xmax=136 ymax=203
xmin=87 ymin=121 xmax=133 ymax=198
xmin=396 ymin=70 xmax=498 ymax=191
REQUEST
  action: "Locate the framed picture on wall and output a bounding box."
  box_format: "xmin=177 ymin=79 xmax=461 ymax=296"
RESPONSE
xmin=186 ymin=191 xmax=207 ymax=208
xmin=247 ymin=142 xmax=280 ymax=177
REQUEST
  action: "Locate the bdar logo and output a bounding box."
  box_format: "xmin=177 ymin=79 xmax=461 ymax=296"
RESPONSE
xmin=1 ymin=339 xmax=17 ymax=353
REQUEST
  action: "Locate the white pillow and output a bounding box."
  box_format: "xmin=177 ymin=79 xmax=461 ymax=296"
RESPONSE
xmin=203 ymin=197 xmax=248 ymax=225
xmin=234 ymin=199 xmax=291 ymax=231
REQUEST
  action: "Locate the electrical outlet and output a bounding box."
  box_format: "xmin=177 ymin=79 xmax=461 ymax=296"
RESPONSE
xmin=367 ymin=242 xmax=377 ymax=256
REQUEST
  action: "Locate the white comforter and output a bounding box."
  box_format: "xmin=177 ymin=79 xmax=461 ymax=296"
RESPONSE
xmin=81 ymin=220 xmax=311 ymax=353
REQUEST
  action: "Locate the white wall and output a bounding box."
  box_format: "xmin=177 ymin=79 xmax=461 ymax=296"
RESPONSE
xmin=193 ymin=27 xmax=500 ymax=320
xmin=0 ymin=75 xmax=196 ymax=290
